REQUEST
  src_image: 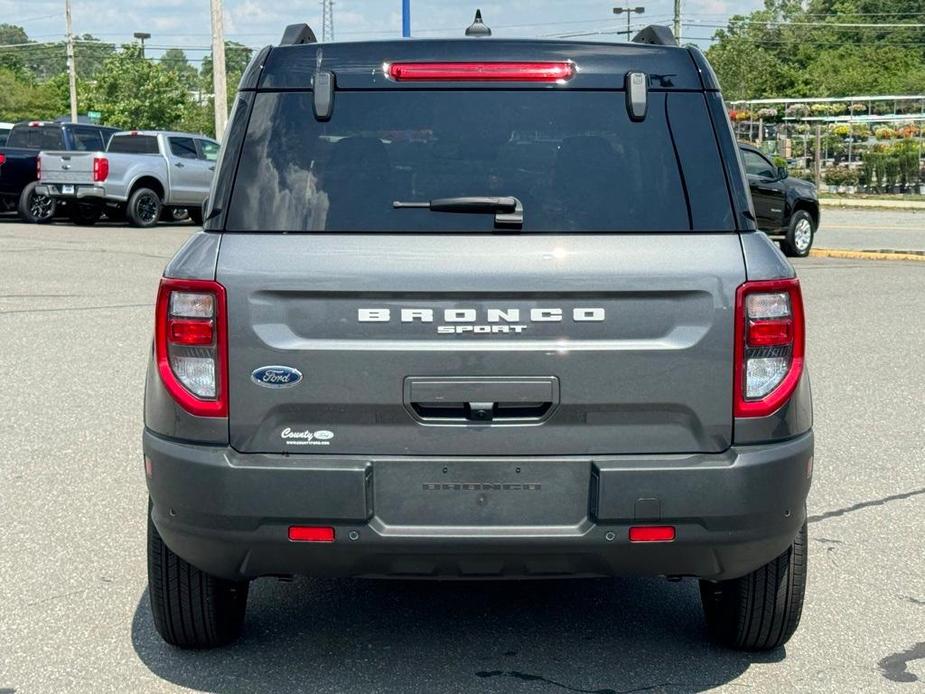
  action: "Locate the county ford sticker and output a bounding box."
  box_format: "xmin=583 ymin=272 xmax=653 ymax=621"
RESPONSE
xmin=280 ymin=428 xmax=334 ymax=446
xmin=251 ymin=366 xmax=303 ymax=388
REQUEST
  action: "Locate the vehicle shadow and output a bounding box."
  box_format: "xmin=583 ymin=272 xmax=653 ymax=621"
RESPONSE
xmin=131 ymin=576 xmax=782 ymax=693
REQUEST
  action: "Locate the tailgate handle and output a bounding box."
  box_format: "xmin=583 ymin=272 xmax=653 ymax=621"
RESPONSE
xmin=405 ymin=377 xmax=559 ymax=424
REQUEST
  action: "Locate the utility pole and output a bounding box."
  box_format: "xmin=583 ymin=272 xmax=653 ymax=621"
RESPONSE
xmin=65 ymin=0 xmax=78 ymax=123
xmin=613 ymin=4 xmax=645 ymax=41
xmin=210 ymin=0 xmax=228 ymax=139
xmin=322 ymin=0 xmax=335 ymax=42
xmin=402 ymin=0 xmax=411 ymax=38
xmin=673 ymin=0 xmax=681 ymax=42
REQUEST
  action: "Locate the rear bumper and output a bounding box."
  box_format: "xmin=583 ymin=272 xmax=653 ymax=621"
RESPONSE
xmin=144 ymin=429 xmax=813 ymax=582
xmin=36 ymin=183 xmax=105 ymax=200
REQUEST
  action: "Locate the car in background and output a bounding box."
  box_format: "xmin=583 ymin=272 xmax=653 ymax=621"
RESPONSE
xmin=37 ymin=130 xmax=219 ymax=227
xmin=0 ymin=120 xmax=118 ymax=222
xmin=739 ymin=142 xmax=819 ymax=257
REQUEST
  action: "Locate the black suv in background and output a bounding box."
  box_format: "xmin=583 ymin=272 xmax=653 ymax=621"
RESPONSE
xmin=740 ymin=143 xmax=820 ymax=257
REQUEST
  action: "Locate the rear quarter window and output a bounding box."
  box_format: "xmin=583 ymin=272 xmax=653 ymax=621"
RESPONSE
xmin=226 ymin=89 xmax=734 ymax=233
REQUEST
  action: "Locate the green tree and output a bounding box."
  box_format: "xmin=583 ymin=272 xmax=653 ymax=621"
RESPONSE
xmin=87 ymin=44 xmax=189 ymax=129
xmin=0 ymin=23 xmax=30 ymax=75
xmin=160 ymin=48 xmax=199 ymax=89
xmin=200 ymin=41 xmax=253 ymax=108
xmin=706 ymin=0 xmax=925 ymax=98
xmin=0 ymin=67 xmax=61 ymax=120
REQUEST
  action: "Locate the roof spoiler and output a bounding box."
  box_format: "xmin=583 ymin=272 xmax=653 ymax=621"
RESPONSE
xmin=280 ymin=23 xmax=317 ymax=46
xmin=632 ymin=25 xmax=677 ymax=47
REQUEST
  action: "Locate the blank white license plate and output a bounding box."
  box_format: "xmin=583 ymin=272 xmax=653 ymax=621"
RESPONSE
xmin=61 ymin=185 xmax=75 ymax=195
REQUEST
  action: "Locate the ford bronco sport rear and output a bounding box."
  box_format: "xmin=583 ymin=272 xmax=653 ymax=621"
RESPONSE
xmin=143 ymin=22 xmax=812 ymax=651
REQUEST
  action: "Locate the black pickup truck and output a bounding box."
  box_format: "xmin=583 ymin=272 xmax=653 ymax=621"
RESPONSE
xmin=0 ymin=121 xmax=118 ymax=223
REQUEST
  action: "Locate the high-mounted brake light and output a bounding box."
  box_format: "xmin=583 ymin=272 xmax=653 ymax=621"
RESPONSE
xmin=387 ymin=61 xmax=575 ymax=83
xmin=734 ymin=278 xmax=805 ymax=418
xmin=92 ymin=156 xmax=109 ymax=183
xmin=155 ymin=278 xmax=228 ymax=417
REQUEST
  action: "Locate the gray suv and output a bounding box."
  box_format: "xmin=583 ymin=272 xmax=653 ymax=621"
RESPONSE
xmin=144 ymin=23 xmax=813 ymax=651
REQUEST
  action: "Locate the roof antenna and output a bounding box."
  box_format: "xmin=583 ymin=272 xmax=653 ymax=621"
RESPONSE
xmin=465 ymin=9 xmax=492 ymax=37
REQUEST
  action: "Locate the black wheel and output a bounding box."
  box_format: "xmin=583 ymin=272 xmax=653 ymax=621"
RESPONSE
xmin=189 ymin=207 xmax=204 ymax=226
xmin=68 ymin=201 xmax=103 ymax=226
xmin=781 ymin=210 xmax=815 ymax=258
xmin=700 ymin=522 xmax=807 ymax=651
xmin=127 ymin=187 xmax=163 ymax=228
xmin=17 ymin=181 xmax=56 ymax=224
xmin=148 ymin=503 xmax=249 ymax=649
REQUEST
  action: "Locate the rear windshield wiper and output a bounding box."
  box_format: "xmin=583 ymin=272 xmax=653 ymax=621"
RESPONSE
xmin=393 ymin=196 xmax=523 ymax=230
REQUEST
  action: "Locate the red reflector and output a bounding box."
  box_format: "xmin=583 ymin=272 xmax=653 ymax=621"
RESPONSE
xmin=747 ymin=318 xmax=792 ymax=346
xmin=168 ymin=319 xmax=214 ymax=345
xmin=288 ymin=526 xmax=335 ymax=543
xmin=388 ymin=61 xmax=575 ymax=82
xmin=629 ymin=526 xmax=676 ymax=543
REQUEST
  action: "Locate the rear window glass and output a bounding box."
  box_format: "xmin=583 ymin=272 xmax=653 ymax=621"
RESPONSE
xmin=6 ymin=126 xmax=65 ymax=150
xmin=108 ymin=135 xmax=159 ymax=154
xmin=227 ymin=90 xmax=732 ymax=233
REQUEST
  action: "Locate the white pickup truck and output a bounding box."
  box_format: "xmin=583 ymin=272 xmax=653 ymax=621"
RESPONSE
xmin=37 ymin=130 xmax=219 ymax=227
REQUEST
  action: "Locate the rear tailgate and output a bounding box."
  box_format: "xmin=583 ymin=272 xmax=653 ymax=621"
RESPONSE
xmin=218 ymin=234 xmax=744 ymax=456
xmin=39 ymin=150 xmax=96 ymax=185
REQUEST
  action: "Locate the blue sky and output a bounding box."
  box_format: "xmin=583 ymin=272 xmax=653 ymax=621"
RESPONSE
xmin=5 ymin=0 xmax=764 ymax=62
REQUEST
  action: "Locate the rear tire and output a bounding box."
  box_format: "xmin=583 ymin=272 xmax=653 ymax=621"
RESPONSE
xmin=127 ymin=187 xmax=162 ymax=228
xmin=700 ymin=521 xmax=807 ymax=651
xmin=17 ymin=182 xmax=56 ymax=224
xmin=781 ymin=210 xmax=815 ymax=258
xmin=147 ymin=503 xmax=249 ymax=649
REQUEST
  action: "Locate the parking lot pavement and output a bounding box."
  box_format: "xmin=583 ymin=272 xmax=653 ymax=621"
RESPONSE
xmin=1 ymin=219 xmax=923 ymax=694
xmin=820 ymin=208 xmax=925 ymax=252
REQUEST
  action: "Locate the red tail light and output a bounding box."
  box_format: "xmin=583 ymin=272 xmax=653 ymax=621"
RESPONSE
xmin=93 ymin=156 xmax=109 ymax=182
xmin=734 ymin=278 xmax=805 ymax=418
xmin=0 ymin=153 xmax=6 ymax=167
xmin=154 ymin=278 xmax=228 ymax=417
xmin=387 ymin=61 xmax=575 ymax=82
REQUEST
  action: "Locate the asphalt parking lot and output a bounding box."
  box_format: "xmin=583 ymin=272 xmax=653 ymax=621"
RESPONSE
xmin=0 ymin=215 xmax=922 ymax=693
xmin=820 ymin=208 xmax=925 ymax=253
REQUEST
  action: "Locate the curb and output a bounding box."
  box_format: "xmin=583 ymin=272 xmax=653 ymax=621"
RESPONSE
xmin=810 ymin=247 xmax=925 ymax=262
xmin=820 ymin=198 xmax=925 ymax=211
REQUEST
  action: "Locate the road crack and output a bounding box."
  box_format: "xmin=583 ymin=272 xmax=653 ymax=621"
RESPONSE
xmin=808 ymin=488 xmax=925 ymax=524
xmin=475 ymin=671 xmax=746 ymax=693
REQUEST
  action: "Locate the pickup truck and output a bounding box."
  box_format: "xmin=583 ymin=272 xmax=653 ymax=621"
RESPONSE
xmin=740 ymin=143 xmax=820 ymax=257
xmin=144 ymin=23 xmax=813 ymax=652
xmin=0 ymin=120 xmax=118 ymax=222
xmin=37 ymin=130 xmax=220 ymax=227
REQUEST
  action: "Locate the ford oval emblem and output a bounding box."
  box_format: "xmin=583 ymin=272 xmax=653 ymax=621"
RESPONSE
xmin=251 ymin=366 xmax=303 ymax=389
